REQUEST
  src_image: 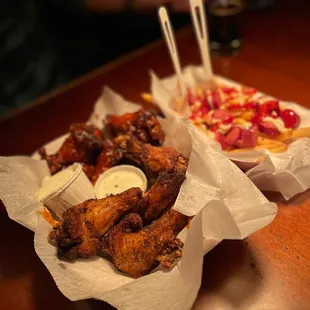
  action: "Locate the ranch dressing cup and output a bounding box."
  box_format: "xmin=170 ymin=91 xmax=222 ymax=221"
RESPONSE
xmin=95 ymin=165 xmax=147 ymax=199
xmin=36 ymin=163 xmax=95 ymax=219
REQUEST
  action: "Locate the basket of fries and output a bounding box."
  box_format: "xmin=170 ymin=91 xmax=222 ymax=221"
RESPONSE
xmin=149 ymin=65 xmax=310 ymax=199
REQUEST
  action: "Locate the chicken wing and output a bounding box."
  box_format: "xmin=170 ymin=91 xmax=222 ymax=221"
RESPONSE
xmin=49 ymin=187 xmax=144 ymax=260
xmin=115 ymin=136 xmax=188 ymax=221
xmin=114 ymin=135 xmax=188 ymax=177
xmin=93 ymin=138 xmax=123 ymax=183
xmin=106 ymin=109 xmax=165 ymax=145
xmin=142 ymin=170 xmax=187 ymax=222
xmin=40 ymin=123 xmax=103 ymax=175
xmin=101 ymin=209 xmax=188 ymax=278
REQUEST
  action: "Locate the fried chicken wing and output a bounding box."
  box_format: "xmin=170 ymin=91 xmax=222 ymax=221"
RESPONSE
xmin=40 ymin=123 xmax=103 ymax=175
xmin=101 ymin=209 xmax=188 ymax=278
xmin=143 ymin=170 xmax=187 ymax=222
xmin=107 ymin=109 xmax=165 ymax=145
xmin=93 ymin=139 xmax=123 ymax=183
xmin=49 ymin=187 xmax=143 ymax=260
xmin=115 ymin=136 xmax=188 ymax=221
xmin=115 ymin=135 xmax=188 ymax=177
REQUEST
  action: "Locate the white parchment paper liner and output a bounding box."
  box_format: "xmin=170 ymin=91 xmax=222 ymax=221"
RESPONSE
xmin=151 ymin=65 xmax=310 ymax=200
xmin=0 ymin=87 xmax=277 ymax=310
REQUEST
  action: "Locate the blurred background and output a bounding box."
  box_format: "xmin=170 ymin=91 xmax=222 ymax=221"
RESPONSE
xmin=0 ymin=0 xmax=307 ymax=118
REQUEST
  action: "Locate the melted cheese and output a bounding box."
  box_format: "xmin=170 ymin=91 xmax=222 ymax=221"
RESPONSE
xmin=240 ymin=122 xmax=253 ymax=130
xmin=217 ymin=123 xmax=232 ymax=134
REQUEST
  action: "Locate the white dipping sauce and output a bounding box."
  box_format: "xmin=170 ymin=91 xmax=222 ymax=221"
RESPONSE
xmin=37 ymin=165 xmax=77 ymax=201
xmin=95 ymin=165 xmax=147 ymax=198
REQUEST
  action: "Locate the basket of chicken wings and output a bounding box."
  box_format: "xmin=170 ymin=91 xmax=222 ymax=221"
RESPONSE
xmin=0 ymin=87 xmax=277 ymax=310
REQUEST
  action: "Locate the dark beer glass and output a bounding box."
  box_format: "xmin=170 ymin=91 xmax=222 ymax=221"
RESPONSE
xmin=207 ymin=0 xmax=244 ymax=54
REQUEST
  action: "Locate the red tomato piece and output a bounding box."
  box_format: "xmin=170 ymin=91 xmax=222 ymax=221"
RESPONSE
xmin=280 ymin=109 xmax=300 ymax=129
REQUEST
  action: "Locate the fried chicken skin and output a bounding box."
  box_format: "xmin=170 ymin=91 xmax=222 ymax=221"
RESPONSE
xmin=143 ymin=170 xmax=187 ymax=222
xmin=93 ymin=139 xmax=123 ymax=183
xmin=101 ymin=209 xmax=188 ymax=278
xmin=40 ymin=123 xmax=103 ymax=175
xmin=114 ymin=135 xmax=187 ymax=176
xmin=106 ymin=109 xmax=165 ymax=145
xmin=49 ymin=187 xmax=144 ymax=260
xmin=114 ymin=136 xmax=189 ymax=221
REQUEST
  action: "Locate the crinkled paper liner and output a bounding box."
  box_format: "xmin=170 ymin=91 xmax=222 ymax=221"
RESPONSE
xmin=0 ymin=87 xmax=277 ymax=310
xmin=151 ymin=65 xmax=310 ymax=200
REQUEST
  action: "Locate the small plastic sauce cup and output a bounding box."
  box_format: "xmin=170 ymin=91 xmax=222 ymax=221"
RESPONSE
xmin=94 ymin=165 xmax=147 ymax=199
xmin=36 ymin=163 xmax=95 ymax=219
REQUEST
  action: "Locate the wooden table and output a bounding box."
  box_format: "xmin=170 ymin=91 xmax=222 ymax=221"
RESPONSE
xmin=1 ymin=3 xmax=310 ymax=310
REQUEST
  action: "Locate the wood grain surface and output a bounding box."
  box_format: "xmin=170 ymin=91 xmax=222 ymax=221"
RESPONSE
xmin=1 ymin=2 xmax=310 ymax=310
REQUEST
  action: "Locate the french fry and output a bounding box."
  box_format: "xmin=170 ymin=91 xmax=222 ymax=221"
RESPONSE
xmin=257 ymin=136 xmax=265 ymax=144
xmin=276 ymin=127 xmax=310 ymax=142
xmin=268 ymin=145 xmax=288 ymax=153
xmin=256 ymin=143 xmax=276 ymax=149
xmin=141 ymin=92 xmax=154 ymax=103
xmin=234 ymin=118 xmax=247 ymax=125
xmin=229 ymin=147 xmax=255 ymax=153
xmin=240 ymin=111 xmax=255 ymax=121
xmin=257 ymin=137 xmax=288 ymax=152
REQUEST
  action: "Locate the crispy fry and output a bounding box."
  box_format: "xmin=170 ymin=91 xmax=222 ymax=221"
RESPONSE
xmin=141 ymin=93 xmax=154 ymax=103
xmin=256 ymin=137 xmax=288 ymax=152
xmin=240 ymin=111 xmax=255 ymax=121
xmin=229 ymin=147 xmax=257 ymax=153
xmin=234 ymin=118 xmax=247 ymax=125
xmin=257 ymin=136 xmax=264 ymax=144
xmin=276 ymin=127 xmax=310 ymax=142
xmin=268 ymin=145 xmax=288 ymax=153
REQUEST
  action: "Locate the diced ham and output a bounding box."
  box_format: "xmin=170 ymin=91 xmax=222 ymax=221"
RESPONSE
xmin=257 ymin=99 xmax=280 ymax=115
xmin=259 ymin=121 xmax=280 ymax=137
xmin=209 ymin=122 xmax=221 ymax=132
xmin=225 ymin=126 xmax=242 ymax=145
xmin=212 ymin=90 xmax=222 ymax=109
xmin=251 ymin=112 xmax=265 ymax=124
xmin=200 ymin=98 xmax=210 ymax=114
xmin=203 ymin=90 xmax=214 ymax=110
xmin=212 ymin=110 xmax=233 ymax=123
xmin=234 ymin=126 xmax=258 ymax=148
xmin=215 ymin=131 xmax=230 ymax=149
